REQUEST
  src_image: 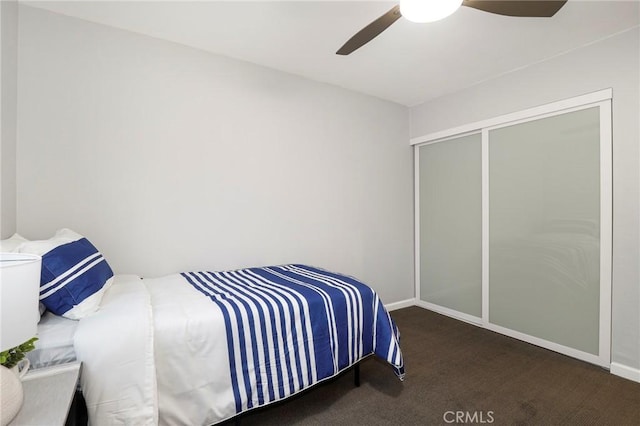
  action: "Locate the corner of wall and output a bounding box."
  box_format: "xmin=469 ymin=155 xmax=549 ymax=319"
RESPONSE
xmin=0 ymin=0 xmax=19 ymax=238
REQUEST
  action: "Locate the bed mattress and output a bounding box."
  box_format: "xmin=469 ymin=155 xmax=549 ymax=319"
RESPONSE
xmin=27 ymin=311 xmax=78 ymax=369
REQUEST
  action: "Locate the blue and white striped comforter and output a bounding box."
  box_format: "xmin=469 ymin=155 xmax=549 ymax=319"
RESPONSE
xmin=181 ymin=264 xmax=405 ymax=417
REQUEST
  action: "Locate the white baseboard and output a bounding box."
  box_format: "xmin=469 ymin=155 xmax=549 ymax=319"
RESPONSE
xmin=415 ymin=300 xmax=483 ymax=326
xmin=610 ymin=362 xmax=640 ymax=383
xmin=385 ymin=298 xmax=416 ymax=311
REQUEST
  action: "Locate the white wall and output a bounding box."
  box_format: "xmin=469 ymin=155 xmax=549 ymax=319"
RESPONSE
xmin=410 ymin=28 xmax=640 ymax=372
xmin=16 ymin=6 xmax=414 ymax=304
xmin=0 ymin=0 xmax=18 ymax=238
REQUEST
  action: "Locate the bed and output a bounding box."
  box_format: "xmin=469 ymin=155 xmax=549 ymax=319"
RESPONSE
xmin=29 ymin=266 xmax=404 ymax=424
xmin=88 ymin=265 xmax=406 ymax=425
xmin=10 ymin=230 xmax=404 ymax=425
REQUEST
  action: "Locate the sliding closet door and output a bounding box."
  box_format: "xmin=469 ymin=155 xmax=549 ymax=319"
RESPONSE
xmin=414 ymin=91 xmax=611 ymax=367
xmin=487 ymin=107 xmax=604 ymax=357
xmin=418 ymin=134 xmax=482 ymax=319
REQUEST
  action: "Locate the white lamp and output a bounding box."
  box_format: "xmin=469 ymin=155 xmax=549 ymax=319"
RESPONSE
xmin=0 ymin=253 xmax=41 ymax=426
xmin=400 ymin=0 xmax=463 ymax=23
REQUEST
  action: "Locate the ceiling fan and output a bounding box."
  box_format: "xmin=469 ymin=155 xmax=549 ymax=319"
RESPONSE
xmin=336 ymin=0 xmax=568 ymax=55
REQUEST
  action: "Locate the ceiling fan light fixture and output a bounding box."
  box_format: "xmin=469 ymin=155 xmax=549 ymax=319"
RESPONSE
xmin=400 ymin=0 xmax=463 ymax=23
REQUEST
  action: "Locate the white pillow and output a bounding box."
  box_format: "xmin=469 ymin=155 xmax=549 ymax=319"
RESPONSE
xmin=17 ymin=229 xmax=114 ymax=320
xmin=0 ymin=233 xmax=29 ymax=252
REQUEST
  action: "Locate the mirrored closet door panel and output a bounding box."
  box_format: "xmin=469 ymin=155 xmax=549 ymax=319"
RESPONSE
xmin=418 ymin=133 xmax=482 ymax=319
xmin=488 ymin=107 xmax=601 ymax=355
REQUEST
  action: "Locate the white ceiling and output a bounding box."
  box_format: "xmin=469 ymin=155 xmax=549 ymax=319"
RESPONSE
xmin=24 ymin=1 xmax=640 ymax=106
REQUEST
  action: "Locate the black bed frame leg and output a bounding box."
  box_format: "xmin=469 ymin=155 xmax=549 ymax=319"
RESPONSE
xmin=354 ymin=363 xmax=360 ymax=387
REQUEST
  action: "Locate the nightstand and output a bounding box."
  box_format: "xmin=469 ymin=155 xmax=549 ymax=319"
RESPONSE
xmin=10 ymin=361 xmax=82 ymax=426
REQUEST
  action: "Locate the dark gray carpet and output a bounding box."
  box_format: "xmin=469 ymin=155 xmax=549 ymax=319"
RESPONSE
xmin=238 ymin=306 xmax=640 ymax=425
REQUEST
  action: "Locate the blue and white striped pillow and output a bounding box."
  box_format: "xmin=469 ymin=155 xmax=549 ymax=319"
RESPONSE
xmin=18 ymin=229 xmax=114 ymax=319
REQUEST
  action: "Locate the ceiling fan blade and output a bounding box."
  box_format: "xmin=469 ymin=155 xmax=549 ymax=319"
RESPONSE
xmin=336 ymin=5 xmax=402 ymax=55
xmin=462 ymin=0 xmax=567 ymax=17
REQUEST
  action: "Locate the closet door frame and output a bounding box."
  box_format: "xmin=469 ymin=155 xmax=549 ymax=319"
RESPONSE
xmin=413 ymin=88 xmax=612 ymax=367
